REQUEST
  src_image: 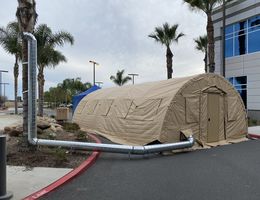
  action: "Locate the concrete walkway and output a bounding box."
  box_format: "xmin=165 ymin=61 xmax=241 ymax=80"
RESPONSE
xmin=248 ymin=126 xmax=260 ymax=135
xmin=7 ymin=166 xmax=71 ymax=200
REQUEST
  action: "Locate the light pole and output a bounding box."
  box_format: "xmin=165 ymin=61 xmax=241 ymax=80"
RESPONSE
xmin=89 ymin=60 xmax=99 ymax=85
xmin=128 ymin=73 xmax=139 ymax=85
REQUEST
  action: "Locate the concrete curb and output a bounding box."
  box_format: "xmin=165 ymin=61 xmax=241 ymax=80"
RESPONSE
xmin=22 ymin=134 xmax=101 ymax=200
xmin=248 ymin=133 xmax=260 ymax=139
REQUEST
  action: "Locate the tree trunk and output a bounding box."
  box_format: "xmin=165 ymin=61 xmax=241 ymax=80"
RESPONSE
xmin=204 ymin=51 xmax=208 ymax=73
xmin=207 ymin=13 xmax=215 ymax=73
xmin=38 ymin=66 xmax=44 ymax=117
xmin=14 ymin=55 xmax=19 ymax=115
xmin=166 ymin=46 xmax=173 ymax=79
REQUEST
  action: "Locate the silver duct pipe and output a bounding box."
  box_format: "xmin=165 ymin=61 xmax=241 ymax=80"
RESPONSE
xmin=30 ymin=137 xmax=195 ymax=155
xmin=24 ymin=32 xmax=195 ymax=155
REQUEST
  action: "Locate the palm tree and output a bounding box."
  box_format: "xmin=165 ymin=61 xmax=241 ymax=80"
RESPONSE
xmin=34 ymin=24 xmax=74 ymax=116
xmin=149 ymin=23 xmax=184 ymax=79
xmin=16 ymin=0 xmax=37 ymax=133
xmin=183 ymin=0 xmax=231 ymax=73
xmin=110 ymin=70 xmax=132 ymax=86
xmin=0 ymin=21 xmax=21 ymax=114
xmin=194 ymin=35 xmax=208 ymax=73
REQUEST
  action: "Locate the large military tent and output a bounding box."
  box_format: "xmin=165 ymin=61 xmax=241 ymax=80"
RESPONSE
xmin=73 ymin=74 xmax=247 ymax=146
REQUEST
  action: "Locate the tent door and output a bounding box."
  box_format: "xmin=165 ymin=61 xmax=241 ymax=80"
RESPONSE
xmin=207 ymin=93 xmax=222 ymax=143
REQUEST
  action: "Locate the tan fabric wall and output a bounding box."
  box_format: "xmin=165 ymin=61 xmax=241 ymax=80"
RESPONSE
xmin=73 ymin=73 xmax=247 ymax=145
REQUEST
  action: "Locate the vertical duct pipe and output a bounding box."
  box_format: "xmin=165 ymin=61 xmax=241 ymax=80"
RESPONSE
xmin=23 ymin=33 xmax=37 ymax=142
xmin=23 ymin=32 xmax=195 ymax=154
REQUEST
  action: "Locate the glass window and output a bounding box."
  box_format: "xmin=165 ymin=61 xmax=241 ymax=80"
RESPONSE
xmin=227 ymin=77 xmax=233 ymax=84
xmin=234 ymin=76 xmax=247 ymax=85
xmin=248 ymin=31 xmax=260 ymax=53
xmin=236 ymin=89 xmax=247 ymax=109
xmin=234 ymin=34 xmax=247 ymax=56
xmin=234 ymin=21 xmax=247 ymax=34
xmin=224 ymin=15 xmax=260 ymax=58
xmin=227 ymin=76 xmax=247 ymax=108
xmin=225 ymin=38 xmax=234 ymax=57
xmin=225 ymin=24 xmax=234 ymax=35
xmin=248 ymin=15 xmax=260 ymax=32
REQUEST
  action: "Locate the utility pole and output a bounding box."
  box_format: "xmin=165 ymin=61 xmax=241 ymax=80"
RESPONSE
xmin=222 ymin=0 xmax=226 ymax=77
xmin=89 ymin=60 xmax=99 ymax=86
xmin=128 ymin=73 xmax=139 ymax=85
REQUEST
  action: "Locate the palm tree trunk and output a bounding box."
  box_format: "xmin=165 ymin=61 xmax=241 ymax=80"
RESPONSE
xmin=14 ymin=55 xmax=19 ymax=115
xmin=207 ymin=13 xmax=215 ymax=73
xmin=204 ymin=50 xmax=208 ymax=73
xmin=166 ymin=46 xmax=173 ymax=79
xmin=38 ymin=66 xmax=44 ymax=116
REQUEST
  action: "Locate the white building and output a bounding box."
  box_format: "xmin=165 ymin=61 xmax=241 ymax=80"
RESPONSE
xmin=213 ymin=0 xmax=260 ymax=119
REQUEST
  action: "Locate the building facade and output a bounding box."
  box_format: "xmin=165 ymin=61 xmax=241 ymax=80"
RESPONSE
xmin=213 ymin=0 xmax=260 ymax=119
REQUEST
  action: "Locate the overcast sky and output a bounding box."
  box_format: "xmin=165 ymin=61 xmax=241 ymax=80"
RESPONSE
xmin=0 ymin=0 xmax=206 ymax=100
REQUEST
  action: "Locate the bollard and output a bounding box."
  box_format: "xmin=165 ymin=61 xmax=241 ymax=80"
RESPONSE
xmin=0 ymin=135 xmax=13 ymax=200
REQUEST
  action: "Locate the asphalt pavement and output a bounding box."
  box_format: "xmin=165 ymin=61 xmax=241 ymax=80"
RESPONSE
xmin=41 ymin=139 xmax=260 ymax=200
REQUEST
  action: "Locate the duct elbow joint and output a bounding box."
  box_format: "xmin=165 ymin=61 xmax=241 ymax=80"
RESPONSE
xmin=28 ymin=138 xmax=38 ymax=145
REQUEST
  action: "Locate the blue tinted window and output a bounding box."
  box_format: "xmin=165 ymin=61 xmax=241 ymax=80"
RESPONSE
xmin=225 ymin=38 xmax=233 ymax=57
xmin=227 ymin=77 xmax=233 ymax=84
xmin=248 ymin=30 xmax=260 ymax=53
xmin=225 ymin=25 xmax=234 ymax=35
xmin=236 ymin=89 xmax=247 ymax=108
xmin=234 ymin=76 xmax=247 ymax=85
xmin=234 ymin=34 xmax=247 ymax=56
xmin=248 ymin=15 xmax=260 ymax=32
xmin=224 ymin=15 xmax=260 ymax=58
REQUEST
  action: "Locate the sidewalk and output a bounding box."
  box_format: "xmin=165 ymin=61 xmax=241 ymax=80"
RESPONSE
xmin=248 ymin=126 xmax=260 ymax=138
xmin=7 ymin=166 xmax=71 ymax=200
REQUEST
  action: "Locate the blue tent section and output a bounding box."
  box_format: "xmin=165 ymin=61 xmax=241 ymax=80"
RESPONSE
xmin=72 ymin=85 xmax=101 ymax=113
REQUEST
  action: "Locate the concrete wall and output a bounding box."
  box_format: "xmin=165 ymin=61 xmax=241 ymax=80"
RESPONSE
xmin=213 ymin=0 xmax=260 ymax=119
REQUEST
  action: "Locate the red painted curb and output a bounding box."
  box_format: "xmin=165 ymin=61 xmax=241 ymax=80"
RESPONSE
xmin=248 ymin=133 xmax=260 ymax=139
xmin=22 ymin=134 xmax=101 ymax=200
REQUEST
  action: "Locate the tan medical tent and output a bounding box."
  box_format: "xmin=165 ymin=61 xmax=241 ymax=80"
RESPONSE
xmin=73 ymin=74 xmax=247 ymax=146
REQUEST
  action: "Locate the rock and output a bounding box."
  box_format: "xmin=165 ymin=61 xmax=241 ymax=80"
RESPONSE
xmin=4 ymin=126 xmax=11 ymax=133
xmin=56 ymin=127 xmax=63 ymax=133
xmin=48 ymin=132 xmax=57 ymax=140
xmin=15 ymin=125 xmax=23 ymax=133
xmin=50 ymin=125 xmax=57 ymax=133
xmin=37 ymin=127 xmax=43 ymax=135
xmin=37 ymin=121 xmax=51 ymax=130
xmin=8 ymin=129 xmax=21 ymax=137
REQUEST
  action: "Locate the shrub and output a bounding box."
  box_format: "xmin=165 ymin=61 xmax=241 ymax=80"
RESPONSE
xmin=62 ymin=122 xmax=80 ymax=132
xmin=76 ymin=130 xmax=88 ymax=141
xmin=53 ymin=147 xmax=68 ymax=165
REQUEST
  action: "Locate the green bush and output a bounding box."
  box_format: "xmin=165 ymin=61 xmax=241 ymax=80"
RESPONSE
xmin=53 ymin=147 xmax=67 ymax=165
xmin=76 ymin=130 xmax=88 ymax=141
xmin=62 ymin=122 xmax=80 ymax=132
